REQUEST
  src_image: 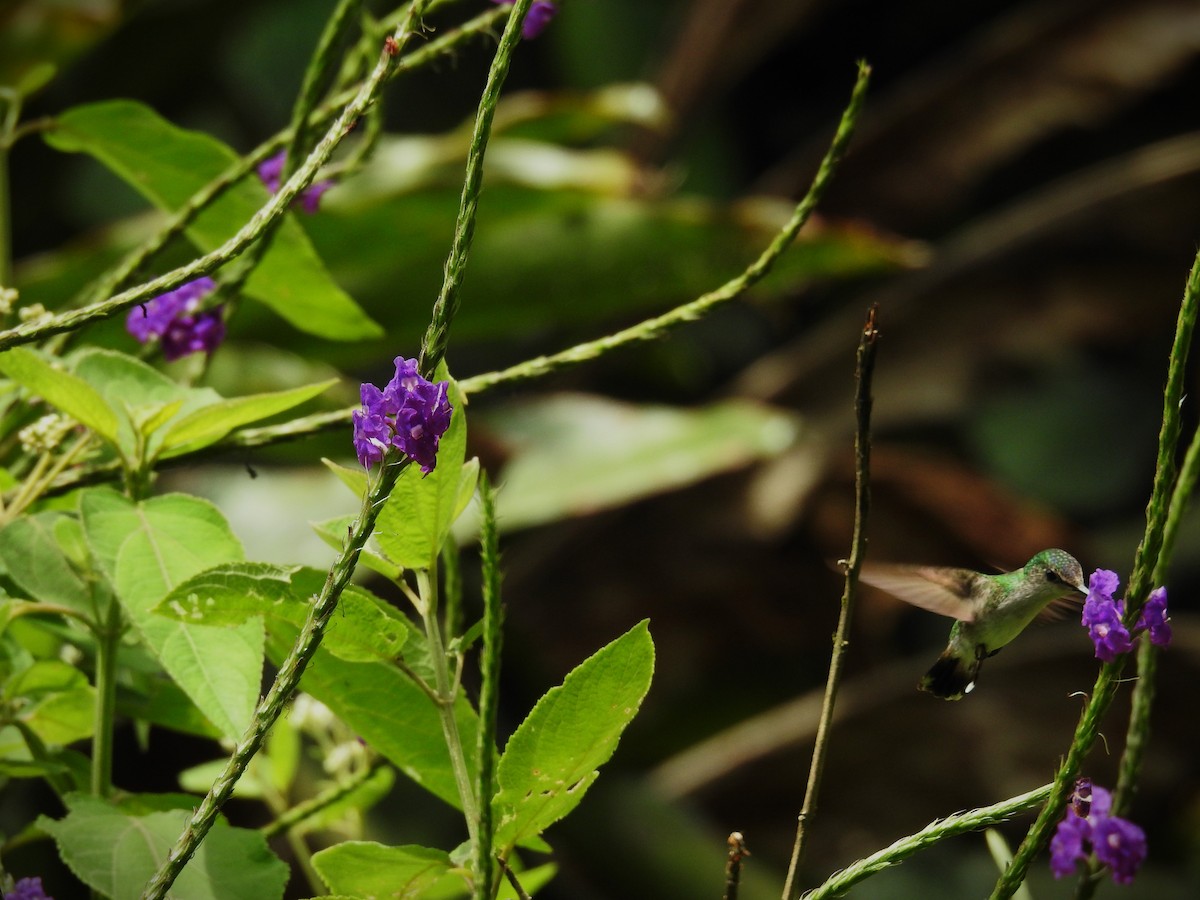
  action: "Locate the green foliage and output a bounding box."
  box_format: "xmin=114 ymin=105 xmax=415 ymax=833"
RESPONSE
xmin=153 ymin=562 xmax=408 ymax=663
xmin=39 ymin=794 xmax=288 ymax=900
xmin=80 ymin=488 xmax=261 ymax=739
xmin=493 ymin=621 xmax=655 ymax=851
xmin=45 ymin=100 xmax=382 ymax=341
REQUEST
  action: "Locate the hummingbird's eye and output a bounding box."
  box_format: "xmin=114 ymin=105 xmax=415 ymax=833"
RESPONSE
xmin=1045 ymin=571 xmax=1060 ymax=583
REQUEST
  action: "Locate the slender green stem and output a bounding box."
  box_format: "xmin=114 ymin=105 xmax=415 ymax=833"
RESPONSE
xmin=89 ymin=598 xmax=122 ymax=798
xmin=988 ymin=243 xmax=1200 ymax=900
xmin=782 ymin=306 xmax=878 ymax=900
xmin=261 ymin=760 xmax=385 ymax=839
xmin=442 ymin=538 xmax=464 ymax=641
xmin=473 ymin=472 xmax=502 ymax=900
xmin=141 ymin=456 xmax=410 ymax=899
xmin=803 ymin=785 xmax=1052 ymax=900
xmin=458 ymin=60 xmax=873 ymax=395
xmin=284 ymin=0 xmax=364 ymax=183
xmin=418 ymin=566 xmax=481 ymax=847
xmin=418 ymin=0 xmax=538 ymax=378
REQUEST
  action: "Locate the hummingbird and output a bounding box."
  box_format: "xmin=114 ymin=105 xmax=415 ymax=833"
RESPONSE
xmin=858 ymin=549 xmax=1087 ymax=700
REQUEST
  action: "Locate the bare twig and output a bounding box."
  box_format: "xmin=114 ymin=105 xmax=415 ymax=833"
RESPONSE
xmin=781 ymin=306 xmax=879 ymax=900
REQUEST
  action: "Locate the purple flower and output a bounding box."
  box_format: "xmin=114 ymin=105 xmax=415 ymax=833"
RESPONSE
xmin=1050 ymin=810 xmax=1090 ymax=878
xmin=1092 ymin=817 xmax=1147 ymax=885
xmin=1137 ymin=587 xmax=1172 ymax=647
xmin=257 ymin=151 xmax=335 ymax=213
xmin=351 ymin=358 xmax=453 ymax=473
xmin=160 ymin=309 xmax=226 ymax=361
xmin=490 ymin=0 xmax=558 ymax=39
xmin=1082 ymin=569 xmax=1132 ymax=663
xmin=4 ymin=877 xmax=53 ymax=900
xmin=1050 ymin=781 xmax=1147 ymax=885
xmin=352 ymin=384 xmax=391 ymax=468
xmin=127 ymin=278 xmax=224 ymax=360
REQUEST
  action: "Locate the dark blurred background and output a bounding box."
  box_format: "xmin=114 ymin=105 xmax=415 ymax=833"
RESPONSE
xmin=5 ymin=0 xmax=1200 ymax=897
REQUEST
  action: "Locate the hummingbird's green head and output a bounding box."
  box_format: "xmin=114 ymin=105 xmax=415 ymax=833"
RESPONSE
xmin=1024 ymin=549 xmax=1086 ymax=596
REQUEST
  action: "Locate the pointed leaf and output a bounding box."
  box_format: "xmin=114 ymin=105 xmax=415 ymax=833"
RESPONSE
xmin=0 ymin=347 xmax=119 ymax=441
xmin=80 ymin=488 xmax=260 ymax=739
xmin=493 ymin=621 xmax=654 ymax=850
xmin=46 ymin=100 xmax=382 ymax=341
xmin=0 ymin=512 xmax=94 ymax=616
xmin=159 ymin=378 xmax=337 ymax=455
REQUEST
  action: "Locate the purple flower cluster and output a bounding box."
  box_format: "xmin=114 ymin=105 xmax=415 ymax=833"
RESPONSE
xmin=257 ymin=151 xmax=335 ymax=214
xmin=1051 ymin=780 xmax=1147 ymax=885
xmin=3 ymin=877 xmax=53 ymax=900
xmin=351 ymin=358 xmax=452 ymax=473
xmin=126 ymin=278 xmax=226 ymax=361
xmin=491 ymin=0 xmax=558 ymax=39
xmin=1082 ymin=570 xmax=1171 ymax=663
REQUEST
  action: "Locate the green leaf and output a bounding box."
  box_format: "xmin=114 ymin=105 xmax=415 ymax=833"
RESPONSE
xmin=375 ymin=377 xmax=468 ymax=569
xmin=0 ymin=512 xmax=94 ymax=616
xmin=5 ymin=660 xmax=95 ymax=745
xmin=477 ymin=395 xmax=799 ymax=531
xmin=493 ymin=621 xmax=654 ymax=851
xmin=39 ymin=793 xmax=288 ymax=900
xmin=321 ymin=457 xmax=368 ymax=497
xmin=46 ymin=100 xmax=382 ymax=341
xmin=311 ymin=843 xmax=456 ymax=897
xmin=0 ymin=347 xmax=119 ymax=441
xmin=154 ymin=562 xmax=408 ymax=662
xmin=80 ymin=488 xmax=260 ymax=740
xmin=266 ymin=630 xmax=477 ymax=809
xmin=159 ymin=378 xmax=336 ymax=456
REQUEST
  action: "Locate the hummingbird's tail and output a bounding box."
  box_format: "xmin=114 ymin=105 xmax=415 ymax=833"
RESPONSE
xmin=919 ymin=650 xmax=981 ymax=701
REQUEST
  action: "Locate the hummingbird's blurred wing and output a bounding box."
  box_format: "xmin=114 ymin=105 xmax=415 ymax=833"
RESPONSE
xmin=1035 ymin=595 xmax=1084 ymax=623
xmin=858 ymin=564 xmax=981 ymax=622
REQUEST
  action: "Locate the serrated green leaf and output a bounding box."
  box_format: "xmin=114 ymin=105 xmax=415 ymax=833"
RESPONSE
xmin=0 ymin=512 xmax=94 ymax=617
xmin=375 ymin=378 xmax=468 ymax=570
xmin=80 ymin=488 xmax=259 ymax=740
xmin=46 ymin=100 xmax=382 ymax=341
xmin=493 ymin=621 xmax=654 ymax=851
xmin=160 ymin=379 xmax=337 ymax=456
xmin=153 ymin=562 xmax=407 ymax=662
xmin=266 ymin=630 xmax=477 ymax=809
xmin=312 ymin=842 xmax=456 ymax=897
xmin=39 ymin=793 xmax=288 ymax=900
xmin=0 ymin=347 xmax=119 ymax=441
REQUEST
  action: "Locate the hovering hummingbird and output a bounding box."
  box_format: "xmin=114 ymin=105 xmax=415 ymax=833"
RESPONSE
xmin=858 ymin=549 xmax=1087 ymax=700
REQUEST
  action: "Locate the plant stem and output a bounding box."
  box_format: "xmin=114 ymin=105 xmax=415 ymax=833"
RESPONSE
xmin=418 ymin=0 xmax=539 ymax=379
xmin=89 ymin=598 xmax=122 ymax=798
xmin=261 ymin=760 xmax=385 ymax=839
xmin=724 ymin=832 xmax=750 ymax=900
xmin=804 ymin=784 xmax=1053 ymax=900
xmin=141 ymin=456 xmax=409 ymax=898
xmin=473 ymin=473 xmax=503 ymax=900
xmin=418 ymin=566 xmax=481 ymax=848
xmin=987 ymin=242 xmax=1200 ymax=900
xmin=457 ymin=60 xmax=872 ymax=395
xmin=781 ymin=306 xmax=879 ymax=900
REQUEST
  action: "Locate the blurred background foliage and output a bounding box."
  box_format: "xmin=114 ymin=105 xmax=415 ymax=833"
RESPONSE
xmin=5 ymin=0 xmax=1200 ymax=897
